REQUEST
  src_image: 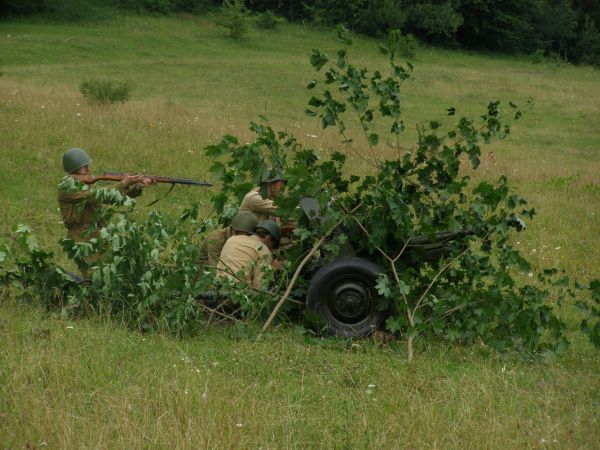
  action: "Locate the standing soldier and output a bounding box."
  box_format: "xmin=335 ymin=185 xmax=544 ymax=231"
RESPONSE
xmin=217 ymin=220 xmax=281 ymax=289
xmin=58 ymin=147 xmax=153 ymax=274
xmin=198 ymin=211 xmax=258 ymax=268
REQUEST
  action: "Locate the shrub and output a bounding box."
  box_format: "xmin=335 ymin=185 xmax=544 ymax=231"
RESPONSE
xmin=576 ymin=17 xmax=600 ymax=66
xmin=530 ymin=48 xmax=546 ymax=64
xmin=404 ymin=2 xmax=463 ymax=42
xmin=254 ymin=10 xmax=282 ymax=30
xmin=79 ymin=79 xmax=132 ymax=105
xmin=216 ymin=0 xmax=250 ymax=40
xmin=354 ymin=0 xmax=406 ymax=37
xmin=45 ymin=0 xmax=116 ymax=22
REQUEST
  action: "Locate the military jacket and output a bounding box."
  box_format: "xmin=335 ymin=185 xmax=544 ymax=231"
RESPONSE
xmin=216 ymin=234 xmax=272 ymax=289
xmin=58 ymin=181 xmax=141 ymax=241
xmin=239 ymin=187 xmax=277 ymax=222
xmin=198 ymin=227 xmax=232 ymax=267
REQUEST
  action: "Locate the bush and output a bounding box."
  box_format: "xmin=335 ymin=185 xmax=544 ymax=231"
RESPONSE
xmin=254 ymin=10 xmax=282 ymax=30
xmin=354 ymin=0 xmax=406 ymax=37
xmin=79 ymin=79 xmax=132 ymax=105
xmin=576 ymin=16 xmax=600 ymax=66
xmin=45 ymin=0 xmax=116 ymax=22
xmin=530 ymin=48 xmax=546 ymax=64
xmin=216 ymin=0 xmax=250 ymax=40
xmin=404 ymin=2 xmax=463 ymax=42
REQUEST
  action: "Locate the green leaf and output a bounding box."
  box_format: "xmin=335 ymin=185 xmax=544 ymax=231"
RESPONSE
xmin=310 ymin=49 xmax=329 ymax=72
xmin=376 ymin=274 xmax=392 ymax=298
xmin=397 ymin=280 xmax=410 ymax=295
xmin=335 ymin=24 xmax=352 ymax=45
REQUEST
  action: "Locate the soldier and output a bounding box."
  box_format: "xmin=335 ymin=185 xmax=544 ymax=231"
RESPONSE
xmin=216 ymin=220 xmax=281 ymax=289
xmin=254 ymin=220 xmax=281 ymax=251
xmin=239 ymin=170 xmax=286 ymax=222
xmin=198 ymin=211 xmax=258 ymax=268
xmin=58 ymin=147 xmax=153 ymax=274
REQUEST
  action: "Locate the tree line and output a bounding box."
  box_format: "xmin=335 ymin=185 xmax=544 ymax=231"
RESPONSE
xmin=2 ymin=0 xmax=599 ymax=66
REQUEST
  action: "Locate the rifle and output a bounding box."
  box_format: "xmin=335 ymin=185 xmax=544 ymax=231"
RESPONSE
xmin=73 ymin=172 xmax=213 ymax=187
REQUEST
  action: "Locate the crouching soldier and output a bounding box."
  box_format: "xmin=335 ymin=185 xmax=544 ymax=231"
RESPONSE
xmin=198 ymin=211 xmax=258 ymax=268
xmin=239 ymin=170 xmax=286 ymax=222
xmin=216 ymin=220 xmax=281 ymax=289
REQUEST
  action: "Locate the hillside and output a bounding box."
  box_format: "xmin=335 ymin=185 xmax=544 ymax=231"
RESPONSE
xmin=1 ymin=15 xmax=599 ymax=448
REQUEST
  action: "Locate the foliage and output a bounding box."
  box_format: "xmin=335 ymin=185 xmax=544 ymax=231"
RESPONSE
xmin=574 ymin=16 xmax=600 ymax=66
xmin=2 ymin=181 xmax=209 ymax=335
xmin=404 ymin=2 xmax=463 ymax=42
xmin=535 ymin=0 xmax=578 ymax=61
xmin=2 ymin=0 xmax=600 ymax=66
xmin=1 ymin=25 xmax=599 ymax=357
xmin=354 ymin=0 xmax=407 ymax=37
xmin=203 ymin=26 xmax=599 ymax=357
xmin=79 ymin=78 xmax=132 ymax=105
xmin=254 ymin=10 xmax=283 ymax=30
xmin=215 ymin=0 xmax=250 ymax=40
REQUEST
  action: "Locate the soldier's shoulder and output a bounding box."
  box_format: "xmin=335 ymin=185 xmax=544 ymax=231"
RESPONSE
xmin=206 ymin=227 xmax=228 ymax=241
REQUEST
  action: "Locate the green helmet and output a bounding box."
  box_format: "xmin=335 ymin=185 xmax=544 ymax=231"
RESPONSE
xmin=63 ymin=148 xmax=92 ymax=173
xmin=255 ymin=220 xmax=281 ymax=246
xmin=231 ymin=211 xmax=258 ymax=234
xmin=260 ymin=168 xmax=286 ymax=184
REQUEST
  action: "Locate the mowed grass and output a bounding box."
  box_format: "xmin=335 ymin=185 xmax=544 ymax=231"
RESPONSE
xmin=1 ymin=14 xmax=600 ymax=448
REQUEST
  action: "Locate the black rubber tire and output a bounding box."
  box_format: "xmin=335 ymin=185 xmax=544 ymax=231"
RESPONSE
xmin=306 ymin=257 xmax=388 ymax=338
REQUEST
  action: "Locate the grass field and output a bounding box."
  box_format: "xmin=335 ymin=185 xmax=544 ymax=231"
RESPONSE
xmin=1 ymin=14 xmax=599 ymax=448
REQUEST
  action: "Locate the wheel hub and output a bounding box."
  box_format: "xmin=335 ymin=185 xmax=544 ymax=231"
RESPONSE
xmin=330 ymin=281 xmax=369 ymax=322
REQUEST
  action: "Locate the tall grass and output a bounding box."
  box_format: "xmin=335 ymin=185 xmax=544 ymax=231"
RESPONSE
xmin=0 ymin=15 xmax=599 ymax=447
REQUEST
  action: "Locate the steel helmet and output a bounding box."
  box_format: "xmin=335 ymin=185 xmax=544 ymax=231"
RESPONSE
xmin=255 ymin=220 xmax=281 ymax=246
xmin=63 ymin=148 xmax=92 ymax=173
xmin=231 ymin=211 xmax=259 ymax=234
xmin=260 ymin=168 xmax=287 ymax=184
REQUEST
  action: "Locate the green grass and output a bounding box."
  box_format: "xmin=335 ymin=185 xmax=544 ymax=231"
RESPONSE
xmin=2 ymin=299 xmax=599 ymax=448
xmin=1 ymin=14 xmax=600 ymax=448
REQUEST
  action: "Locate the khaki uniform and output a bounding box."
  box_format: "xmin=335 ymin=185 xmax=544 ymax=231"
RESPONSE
xmin=58 ymin=180 xmax=141 ymax=275
xmin=198 ymin=227 xmax=233 ymax=267
xmin=58 ymin=181 xmax=141 ymax=241
xmin=216 ymin=235 xmax=272 ymax=289
xmin=239 ymin=187 xmax=277 ymax=222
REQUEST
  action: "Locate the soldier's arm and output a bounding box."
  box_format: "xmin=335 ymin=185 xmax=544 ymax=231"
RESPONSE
xmin=248 ymin=194 xmax=278 ymax=217
xmin=206 ymin=237 xmax=225 ymax=267
xmin=252 ymin=247 xmax=273 ymax=289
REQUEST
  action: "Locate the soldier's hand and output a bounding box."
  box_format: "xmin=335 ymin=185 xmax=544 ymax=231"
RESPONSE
xmin=140 ymin=177 xmax=156 ymax=186
xmin=121 ymin=172 xmax=145 ymax=188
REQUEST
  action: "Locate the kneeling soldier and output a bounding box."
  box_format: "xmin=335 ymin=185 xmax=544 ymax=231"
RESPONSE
xmin=216 ymin=220 xmax=281 ymax=289
xmin=198 ymin=211 xmax=258 ymax=268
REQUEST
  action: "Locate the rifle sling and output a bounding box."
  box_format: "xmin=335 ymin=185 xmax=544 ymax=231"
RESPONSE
xmin=146 ymin=183 xmax=176 ymax=207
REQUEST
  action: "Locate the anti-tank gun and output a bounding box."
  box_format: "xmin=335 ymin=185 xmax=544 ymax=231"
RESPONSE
xmin=297 ymin=197 xmax=476 ymax=338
